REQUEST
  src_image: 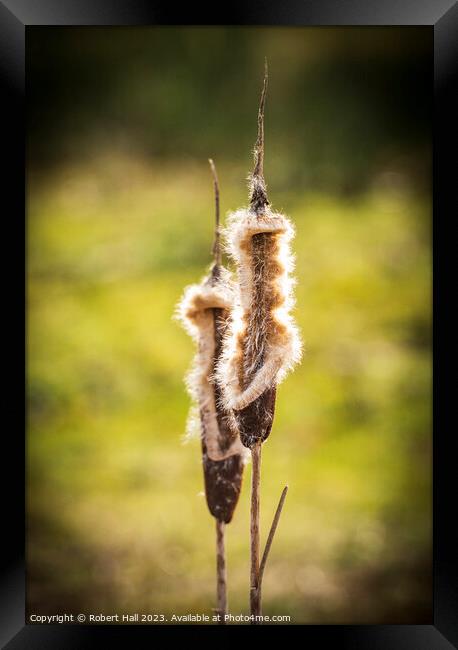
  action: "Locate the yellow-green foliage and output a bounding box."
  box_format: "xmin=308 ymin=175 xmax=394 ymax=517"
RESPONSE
xmin=28 ymin=153 xmax=431 ymax=622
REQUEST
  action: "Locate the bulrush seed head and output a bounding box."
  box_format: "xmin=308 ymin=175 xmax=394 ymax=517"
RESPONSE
xmin=176 ymin=162 xmax=247 ymax=523
xmin=215 ymin=64 xmax=302 ymax=448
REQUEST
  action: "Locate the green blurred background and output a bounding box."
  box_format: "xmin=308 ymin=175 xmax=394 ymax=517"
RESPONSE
xmin=27 ymin=26 xmax=432 ymax=623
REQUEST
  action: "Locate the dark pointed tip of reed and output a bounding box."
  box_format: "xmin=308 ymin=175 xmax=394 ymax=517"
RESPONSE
xmin=250 ymin=60 xmax=270 ymax=214
xmin=210 ymin=262 xmax=221 ymax=282
xmin=208 ymin=158 xmax=222 ymax=267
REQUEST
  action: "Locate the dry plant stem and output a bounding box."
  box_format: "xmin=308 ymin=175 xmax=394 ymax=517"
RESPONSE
xmin=216 ymin=519 xmax=227 ymax=623
xmin=250 ymin=441 xmax=262 ymax=620
xmin=210 ymin=161 xmax=230 ymax=624
xmin=249 ymin=64 xmax=268 ymax=623
xmin=248 ymin=69 xmax=289 ymax=622
xmin=209 ymin=158 xmax=222 ymax=266
xmin=251 ymin=60 xmax=269 ymax=213
xmin=250 ymin=476 xmax=289 ymax=623
xmin=258 ymin=485 xmax=288 ymax=589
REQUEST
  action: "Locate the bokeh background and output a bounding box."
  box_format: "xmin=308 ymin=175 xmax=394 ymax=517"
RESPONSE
xmin=27 ymin=27 xmax=432 ymax=623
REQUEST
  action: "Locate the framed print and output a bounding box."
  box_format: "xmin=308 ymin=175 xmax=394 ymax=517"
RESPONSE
xmin=1 ymin=1 xmax=456 ymax=647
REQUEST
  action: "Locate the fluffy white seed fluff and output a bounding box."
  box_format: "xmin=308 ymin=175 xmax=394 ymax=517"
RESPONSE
xmin=176 ymin=268 xmax=247 ymax=461
xmin=215 ymin=207 xmax=302 ymax=412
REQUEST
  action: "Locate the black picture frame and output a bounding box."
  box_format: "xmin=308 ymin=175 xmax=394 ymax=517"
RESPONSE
xmin=2 ymin=1 xmax=456 ymax=647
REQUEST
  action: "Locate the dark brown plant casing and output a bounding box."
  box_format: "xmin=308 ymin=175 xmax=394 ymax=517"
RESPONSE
xmin=202 ymin=299 xmax=244 ymax=523
xmin=234 ymin=386 xmax=276 ymax=450
xmin=202 ymin=446 xmax=244 ymax=524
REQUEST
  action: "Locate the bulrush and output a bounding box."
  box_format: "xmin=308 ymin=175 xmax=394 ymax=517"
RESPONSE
xmin=176 ymin=160 xmax=247 ymax=622
xmin=216 ymin=63 xmax=302 ymax=619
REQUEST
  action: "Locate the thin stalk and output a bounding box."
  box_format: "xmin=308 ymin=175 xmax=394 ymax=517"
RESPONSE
xmin=253 ymin=59 xmax=267 ymax=182
xmin=209 ymin=158 xmax=221 ymax=267
xmin=250 ymin=59 xmax=269 ymax=214
xmin=250 ymin=469 xmax=288 ymax=622
xmin=216 ymin=519 xmax=227 ymax=623
xmin=248 ymin=64 xmax=269 ymax=624
xmin=250 ymin=441 xmax=262 ymax=620
xmin=210 ymin=159 xmax=228 ymax=624
xmin=258 ymin=485 xmax=288 ymax=592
